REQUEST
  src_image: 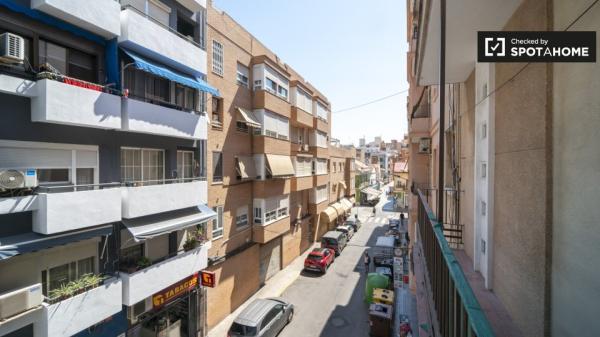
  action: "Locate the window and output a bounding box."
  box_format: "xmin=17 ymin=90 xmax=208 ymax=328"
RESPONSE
xmin=212 ymin=152 xmax=223 ymax=182
xmin=177 ymin=150 xmax=198 ymax=180
xmin=315 ymin=131 xmax=328 ymax=148
xmin=41 ymin=257 xmax=95 ymax=296
xmin=177 ymin=15 xmax=195 ymax=40
xmin=37 ymin=169 xmax=69 ymax=185
xmin=236 ymin=121 xmax=249 ymax=133
xmin=236 ymin=207 xmax=249 ymax=229
xmin=236 ymin=63 xmax=249 ymax=87
xmin=124 ymin=68 xmax=199 ymax=112
xmin=254 ymin=207 xmax=262 ymax=224
xmin=211 ymin=97 xmax=223 ymax=127
xmin=120 ymin=244 xmax=144 ymax=269
xmin=256 ymin=110 xmax=289 ymax=140
xmin=277 ymin=86 xmax=288 ymax=99
xmin=311 ymin=184 xmax=328 ymax=204
xmin=212 ymin=206 xmax=224 ymax=238
xmin=295 ymin=87 xmax=313 ymax=114
xmin=254 ymin=195 xmax=289 ymax=225
xmin=265 ymin=78 xmax=277 ymax=94
xmin=175 ymin=85 xmax=197 ymax=112
xmin=316 ymin=101 xmax=328 ymax=121
xmin=212 ymin=40 xmax=223 ymax=76
xmin=261 ymin=307 xmax=282 ymax=331
xmin=39 ymin=40 xmax=96 ymax=82
xmin=481 ymin=162 xmax=487 ymax=178
xmin=120 ymin=148 xmax=164 ymax=184
xmin=294 ymin=157 xmax=312 ymax=177
xmin=315 ymin=158 xmax=328 ymax=175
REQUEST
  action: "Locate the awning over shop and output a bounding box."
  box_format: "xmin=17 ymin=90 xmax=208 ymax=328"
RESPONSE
xmin=0 ymin=225 xmax=112 ymax=261
xmin=331 ymin=202 xmax=345 ymax=216
xmin=265 ymin=154 xmax=295 ymax=178
xmin=235 ymin=156 xmax=256 ymax=180
xmin=321 ymin=207 xmax=338 ymax=223
xmin=340 ymin=198 xmax=353 ymax=212
xmin=338 ymin=181 xmax=347 ymax=190
xmin=121 ymin=48 xmax=220 ymax=97
xmin=349 ymin=197 xmax=356 ymax=204
xmin=236 ymin=107 xmax=261 ymax=128
xmin=361 ymin=186 xmax=381 ymax=200
xmin=122 ymin=205 xmax=216 ymax=242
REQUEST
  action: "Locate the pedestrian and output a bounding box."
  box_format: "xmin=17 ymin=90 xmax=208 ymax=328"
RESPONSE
xmin=364 ymin=252 xmax=371 ymax=273
xmin=354 ymin=213 xmax=358 ymax=221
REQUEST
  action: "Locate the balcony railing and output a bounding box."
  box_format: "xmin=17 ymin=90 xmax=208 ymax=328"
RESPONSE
xmin=36 ymin=71 xmax=121 ymax=95
xmin=416 ymin=189 xmax=494 ymax=337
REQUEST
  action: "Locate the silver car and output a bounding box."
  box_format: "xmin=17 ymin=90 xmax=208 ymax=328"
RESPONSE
xmin=228 ymin=297 xmax=294 ymax=337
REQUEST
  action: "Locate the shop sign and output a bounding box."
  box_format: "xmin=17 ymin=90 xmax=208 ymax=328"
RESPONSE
xmin=200 ymin=270 xmax=216 ymax=288
xmin=152 ymin=273 xmax=198 ymax=309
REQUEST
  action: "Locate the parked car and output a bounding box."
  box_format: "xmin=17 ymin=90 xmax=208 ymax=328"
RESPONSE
xmin=336 ymin=225 xmax=355 ymax=240
xmin=321 ymin=231 xmax=348 ymax=256
xmin=304 ymin=247 xmax=335 ymax=273
xmin=345 ymin=217 xmax=361 ymax=232
xmin=228 ymin=298 xmax=294 ymax=337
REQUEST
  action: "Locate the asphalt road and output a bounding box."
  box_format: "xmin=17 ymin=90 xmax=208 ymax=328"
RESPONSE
xmin=278 ymin=195 xmax=400 ymax=337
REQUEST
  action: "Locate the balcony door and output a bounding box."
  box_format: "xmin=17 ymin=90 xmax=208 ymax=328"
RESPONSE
xmin=474 ymin=63 xmax=495 ymax=289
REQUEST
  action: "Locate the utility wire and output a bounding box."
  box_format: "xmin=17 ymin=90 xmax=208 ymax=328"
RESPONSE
xmin=333 ymin=89 xmax=409 ymax=114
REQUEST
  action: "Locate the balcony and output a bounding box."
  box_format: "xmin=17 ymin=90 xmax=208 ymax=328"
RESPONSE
xmin=253 ymin=90 xmax=291 ymax=118
xmin=119 ymin=6 xmax=206 ymax=75
xmin=31 ymin=76 xmax=122 ymax=130
xmin=291 ymin=106 xmax=313 ymax=128
xmin=31 ymin=0 xmax=121 ymax=38
xmin=310 ymin=146 xmax=329 ymax=158
xmin=253 ymin=216 xmax=290 ymax=244
xmin=292 ymin=175 xmax=314 ymax=191
xmin=253 ymin=179 xmax=291 ymax=199
xmin=43 ymin=277 xmax=122 ymax=337
xmin=313 ymin=173 xmax=329 ymax=187
xmin=314 ymin=117 xmax=328 ymax=133
xmin=253 ymin=135 xmax=291 ymax=156
xmin=121 ymin=179 xmax=206 ymax=219
xmin=122 ymin=97 xmax=208 ymax=139
xmin=32 ymin=185 xmax=122 ymax=235
xmin=121 ymin=241 xmax=211 ymax=306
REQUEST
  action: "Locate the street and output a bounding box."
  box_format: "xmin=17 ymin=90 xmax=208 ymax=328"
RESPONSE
xmin=278 ymin=196 xmax=400 ymax=337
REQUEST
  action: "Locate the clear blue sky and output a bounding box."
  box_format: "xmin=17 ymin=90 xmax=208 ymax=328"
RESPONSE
xmin=213 ymin=0 xmax=408 ymax=146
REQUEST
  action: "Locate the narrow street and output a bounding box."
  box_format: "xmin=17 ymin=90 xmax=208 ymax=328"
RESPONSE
xmin=278 ymin=195 xmax=401 ymax=337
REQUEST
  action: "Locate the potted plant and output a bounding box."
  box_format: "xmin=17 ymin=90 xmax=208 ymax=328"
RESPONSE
xmin=137 ymin=256 xmax=151 ymax=269
xmin=183 ymin=235 xmax=198 ymax=251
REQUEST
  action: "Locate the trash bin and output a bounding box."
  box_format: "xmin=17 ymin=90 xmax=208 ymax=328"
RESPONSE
xmin=372 ymin=288 xmax=394 ymax=305
xmin=369 ymin=303 xmax=393 ymax=337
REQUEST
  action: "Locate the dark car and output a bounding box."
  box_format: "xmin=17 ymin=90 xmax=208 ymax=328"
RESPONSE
xmin=304 ymin=248 xmax=335 ymax=273
xmin=345 ymin=217 xmax=361 ymax=232
xmin=229 ymin=298 xmax=294 ymax=337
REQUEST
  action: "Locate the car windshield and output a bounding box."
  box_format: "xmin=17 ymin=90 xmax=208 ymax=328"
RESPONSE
xmin=322 ymin=238 xmax=337 ymax=245
xmin=307 ymin=254 xmax=322 ymax=260
xmin=230 ymin=323 xmax=257 ymax=336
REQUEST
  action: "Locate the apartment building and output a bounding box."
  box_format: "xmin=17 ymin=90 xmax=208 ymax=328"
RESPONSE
xmin=203 ymin=1 xmax=355 ymax=329
xmin=407 ymin=0 xmax=600 ymax=336
xmin=0 ymin=0 xmax=218 ymax=336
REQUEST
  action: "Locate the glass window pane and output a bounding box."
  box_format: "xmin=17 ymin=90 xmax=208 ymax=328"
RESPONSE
xmin=39 ymin=40 xmax=66 ymax=74
xmin=48 ymin=264 xmax=69 ymax=292
xmin=77 ymin=257 xmax=94 ymax=277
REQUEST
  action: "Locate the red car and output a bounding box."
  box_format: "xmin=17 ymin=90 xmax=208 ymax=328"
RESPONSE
xmin=304 ymin=248 xmax=335 ymax=273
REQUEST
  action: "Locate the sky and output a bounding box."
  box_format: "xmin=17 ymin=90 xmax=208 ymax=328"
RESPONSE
xmin=213 ymin=0 xmax=409 ymax=146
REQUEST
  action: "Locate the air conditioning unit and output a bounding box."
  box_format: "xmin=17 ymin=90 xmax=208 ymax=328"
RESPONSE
xmin=0 ymin=33 xmax=25 ymax=64
xmin=128 ymin=298 xmax=152 ymax=324
xmin=0 ymin=169 xmax=38 ymax=190
xmin=418 ymin=138 xmax=431 ymax=154
xmin=302 ymin=144 xmax=309 ymax=151
xmin=0 ymin=284 xmax=43 ymax=320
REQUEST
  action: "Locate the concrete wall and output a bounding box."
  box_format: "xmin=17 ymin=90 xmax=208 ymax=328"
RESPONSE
xmin=492 ymin=1 xmax=550 ymax=335
xmin=551 ymin=1 xmax=600 ymax=336
xmin=459 ymin=72 xmax=476 ymax=261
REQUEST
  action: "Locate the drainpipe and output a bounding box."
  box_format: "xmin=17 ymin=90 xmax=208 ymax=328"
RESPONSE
xmin=437 ymin=0 xmax=446 ymax=221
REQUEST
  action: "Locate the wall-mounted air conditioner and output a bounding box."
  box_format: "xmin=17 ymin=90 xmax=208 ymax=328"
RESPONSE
xmin=0 ymin=284 xmax=43 ymax=320
xmin=0 ymin=169 xmax=38 ymax=190
xmin=0 ymin=32 xmax=25 ymax=64
xmin=302 ymin=144 xmax=309 ymax=151
xmin=418 ymin=138 xmax=431 ymax=154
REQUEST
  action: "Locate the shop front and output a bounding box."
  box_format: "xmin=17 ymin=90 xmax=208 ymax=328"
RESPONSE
xmin=126 ymin=273 xmax=204 ymax=337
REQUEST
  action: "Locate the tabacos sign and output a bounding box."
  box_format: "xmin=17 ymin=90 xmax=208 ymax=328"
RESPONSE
xmin=152 ymin=273 xmax=198 ymax=309
xmin=478 ymin=31 xmax=596 ymax=62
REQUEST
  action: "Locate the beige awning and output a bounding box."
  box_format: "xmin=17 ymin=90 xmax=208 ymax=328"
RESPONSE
xmin=338 ymin=181 xmax=347 ymax=189
xmin=235 ymin=156 xmax=256 ymax=180
xmin=321 ymin=207 xmax=338 ymax=223
xmin=331 ymin=202 xmax=345 ymax=216
xmin=340 ymin=198 xmax=353 ymax=212
xmin=265 ymin=154 xmax=295 ymax=178
xmin=349 ymin=197 xmax=356 ymax=204
xmin=236 ymin=107 xmax=261 ymax=128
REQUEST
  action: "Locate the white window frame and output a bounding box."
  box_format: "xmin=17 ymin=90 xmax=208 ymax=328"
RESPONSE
xmin=177 ymin=150 xmax=196 ymax=180
xmin=316 ymin=100 xmax=328 ymax=121
xmin=212 ymin=40 xmax=224 ymax=76
xmin=236 ymin=63 xmax=249 ymax=87
xmin=212 ymin=205 xmax=224 ymax=239
xmin=235 ymin=206 xmax=249 ymax=229
xmin=121 ymin=147 xmax=165 ymax=183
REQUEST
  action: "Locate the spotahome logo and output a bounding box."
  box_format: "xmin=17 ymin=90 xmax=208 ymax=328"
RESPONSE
xmin=478 ymin=31 xmax=596 ymax=62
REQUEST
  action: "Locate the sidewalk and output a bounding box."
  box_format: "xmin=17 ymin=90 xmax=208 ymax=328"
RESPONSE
xmin=207 ymin=242 xmax=317 ymax=337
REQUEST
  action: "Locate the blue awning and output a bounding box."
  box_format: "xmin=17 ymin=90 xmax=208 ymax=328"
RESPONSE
xmin=0 ymin=225 xmax=113 ymax=261
xmin=121 ymin=48 xmax=220 ymax=97
xmin=122 ymin=205 xmax=217 ymax=242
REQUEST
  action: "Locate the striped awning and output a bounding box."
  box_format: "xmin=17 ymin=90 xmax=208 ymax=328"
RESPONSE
xmin=321 ymin=207 xmax=338 ymax=223
xmin=340 ymin=198 xmax=353 ymax=212
xmin=236 ymin=107 xmax=261 ymax=128
xmin=331 ymin=202 xmax=345 ymax=216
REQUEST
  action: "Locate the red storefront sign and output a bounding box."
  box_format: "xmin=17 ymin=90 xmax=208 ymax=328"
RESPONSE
xmin=200 ymin=271 xmax=216 ymax=288
xmin=152 ymin=273 xmax=198 ymax=309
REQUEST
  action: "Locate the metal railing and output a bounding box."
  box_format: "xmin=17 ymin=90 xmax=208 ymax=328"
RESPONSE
xmin=417 ymin=189 xmax=494 ymax=337
xmin=36 ymin=177 xmax=206 ymax=193
xmin=414 ymin=185 xmax=464 ymax=249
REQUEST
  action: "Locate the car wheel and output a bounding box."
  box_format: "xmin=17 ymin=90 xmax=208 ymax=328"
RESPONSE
xmin=287 ymin=310 xmax=294 ymax=324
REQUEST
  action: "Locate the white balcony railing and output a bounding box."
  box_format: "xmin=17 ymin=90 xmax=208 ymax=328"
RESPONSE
xmin=31 ymin=78 xmax=122 ymax=130
xmin=31 ymin=0 xmax=121 ymax=38
xmin=120 ymin=241 xmax=211 ymax=306
xmin=119 ymin=6 xmax=207 ymax=75
xmin=121 ymin=180 xmax=207 ymax=219
xmin=122 ymin=97 xmax=208 ymax=139
xmin=43 ymin=278 xmax=122 ymax=337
